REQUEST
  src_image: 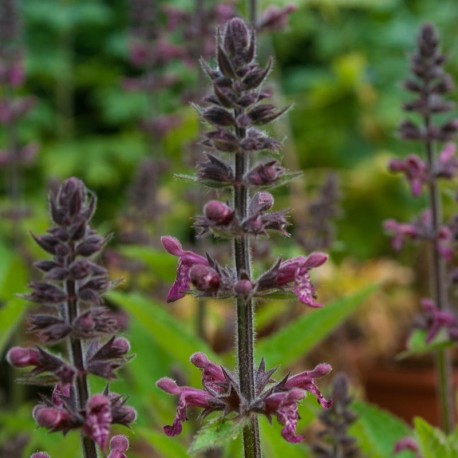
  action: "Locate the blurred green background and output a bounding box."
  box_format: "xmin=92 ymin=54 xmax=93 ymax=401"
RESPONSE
xmin=1 ymin=0 xmax=458 ymax=456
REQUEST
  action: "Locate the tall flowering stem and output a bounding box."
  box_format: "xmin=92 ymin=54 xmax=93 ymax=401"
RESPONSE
xmin=385 ymin=24 xmax=458 ymax=432
xmin=7 ymin=178 xmax=135 ymax=457
xmin=159 ymin=15 xmax=332 ymax=457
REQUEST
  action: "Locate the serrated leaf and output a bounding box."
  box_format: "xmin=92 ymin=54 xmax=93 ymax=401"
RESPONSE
xmin=257 ymin=285 xmax=377 ymax=367
xmin=350 ymin=401 xmax=411 ymax=458
xmin=189 ymin=417 xmax=247 ymax=455
xmin=397 ymin=329 xmax=454 ymax=360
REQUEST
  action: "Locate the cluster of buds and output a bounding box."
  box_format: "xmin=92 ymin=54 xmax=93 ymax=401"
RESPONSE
xmin=6 ymin=178 xmax=136 ymax=454
xmin=0 ymin=0 xmax=38 ymax=171
xmin=194 ymin=191 xmax=289 ymax=238
xmin=157 ymin=353 xmax=331 ymax=443
xmin=311 ymin=374 xmax=361 ymax=458
xmin=159 ymin=16 xmax=332 ymax=450
xmin=385 ymin=24 xmax=458 ymax=350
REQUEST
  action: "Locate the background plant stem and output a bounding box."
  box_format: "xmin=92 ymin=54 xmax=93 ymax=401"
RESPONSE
xmin=424 ymin=113 xmax=455 ymax=433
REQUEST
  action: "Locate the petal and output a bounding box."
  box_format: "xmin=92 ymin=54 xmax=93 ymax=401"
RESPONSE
xmin=294 ymin=268 xmax=322 ymax=308
xmin=302 ymin=252 xmax=328 ymax=269
xmin=161 ymin=236 xmax=184 ymax=256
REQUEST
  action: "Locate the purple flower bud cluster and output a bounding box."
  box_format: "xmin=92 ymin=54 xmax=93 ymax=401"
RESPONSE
xmin=311 ymin=374 xmax=362 ymax=458
xmin=0 ymin=0 xmax=38 ymax=169
xmin=385 ymin=24 xmax=458 ymax=354
xmin=394 ymin=437 xmax=422 ymax=458
xmin=158 ymin=17 xmax=332 ymax=450
xmin=6 ymin=178 xmax=135 ymax=455
xmin=157 ymin=353 xmax=331 ymax=443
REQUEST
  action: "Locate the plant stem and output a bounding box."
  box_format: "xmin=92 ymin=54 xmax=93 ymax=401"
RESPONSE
xmin=65 ymin=249 xmax=98 ymax=458
xmin=424 ymin=114 xmax=455 ymax=433
xmin=233 ymin=122 xmax=261 ymax=456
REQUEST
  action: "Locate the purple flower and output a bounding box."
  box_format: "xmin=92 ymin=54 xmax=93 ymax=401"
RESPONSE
xmin=156 ymin=378 xmax=216 ymax=436
xmin=383 ymin=219 xmax=420 ymax=250
xmin=283 ymin=363 xmax=333 ymax=408
xmin=264 ymin=388 xmax=306 ymax=443
xmin=83 ymin=395 xmax=113 ymax=451
xmin=418 ymin=298 xmax=458 ymax=343
xmin=258 ymin=253 xmax=327 ymax=307
xmin=388 ymin=154 xmax=428 ymax=197
xmin=161 ymin=236 xmax=210 ymax=302
xmin=157 ymin=353 xmax=332 ymax=443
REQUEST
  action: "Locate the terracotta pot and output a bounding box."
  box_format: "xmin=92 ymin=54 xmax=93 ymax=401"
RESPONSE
xmin=364 ymin=363 xmax=458 ymax=426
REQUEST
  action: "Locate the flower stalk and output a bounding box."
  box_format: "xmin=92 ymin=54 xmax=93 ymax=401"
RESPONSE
xmin=385 ymin=23 xmax=458 ymax=432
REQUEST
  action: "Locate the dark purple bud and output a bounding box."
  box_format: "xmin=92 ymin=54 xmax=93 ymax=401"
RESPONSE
xmin=202 ymin=106 xmax=235 ymax=127
xmin=33 ymin=260 xmax=60 ymax=273
xmin=76 ymin=235 xmax=106 ymax=257
xmin=27 ymin=282 xmax=67 ymax=305
xmin=197 ymin=154 xmax=234 ymax=183
xmin=27 ymin=314 xmax=71 ymax=343
xmin=44 ymin=267 xmax=68 ymax=281
xmin=73 ymin=307 xmax=119 ymax=337
xmin=242 ymin=57 xmax=272 ymax=90
xmin=31 ymin=233 xmax=58 ymax=255
xmin=438 ymin=120 xmax=458 ymax=140
xmin=204 ymin=201 xmax=234 ymax=224
xmin=398 ymin=120 xmax=423 ymax=140
xmin=246 ymin=160 xmax=284 ymax=186
xmin=110 ymin=394 xmax=137 ymax=426
xmin=248 ymin=104 xmax=290 ymax=126
xmin=189 ymin=264 xmax=220 ymax=293
xmin=223 ymin=18 xmax=252 ymax=66
xmin=240 ymin=128 xmax=282 ymax=152
xmin=217 ymin=46 xmax=236 ymax=78
xmin=58 ymin=178 xmax=85 ymax=217
xmin=205 ymin=129 xmax=239 ymax=152
xmin=90 ymin=337 xmax=131 ymax=361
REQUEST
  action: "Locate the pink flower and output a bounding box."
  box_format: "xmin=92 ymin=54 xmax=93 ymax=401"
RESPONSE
xmin=83 ymin=395 xmax=113 ymax=451
xmin=419 ymin=298 xmax=458 ymax=343
xmin=161 ymin=236 xmax=211 ymax=302
xmin=107 ymin=435 xmax=129 ymax=458
xmin=258 ymin=253 xmax=327 ymax=307
xmin=389 ymin=154 xmax=428 ymax=197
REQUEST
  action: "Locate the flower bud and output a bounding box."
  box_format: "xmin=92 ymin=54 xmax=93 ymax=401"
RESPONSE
xmin=33 ymin=406 xmax=70 ymax=431
xmin=234 ymin=279 xmax=253 ymax=297
xmin=7 ymin=347 xmax=40 ymax=367
xmin=204 ymin=201 xmax=234 ymax=224
xmin=189 ymin=264 xmax=220 ymax=292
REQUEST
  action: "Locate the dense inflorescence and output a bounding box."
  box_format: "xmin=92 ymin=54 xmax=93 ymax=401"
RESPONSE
xmin=158 ymin=17 xmax=332 ymax=453
xmin=7 ymin=178 xmax=135 ymax=456
xmin=384 ymin=24 xmax=458 ymax=342
xmin=311 ymin=374 xmax=362 ymax=458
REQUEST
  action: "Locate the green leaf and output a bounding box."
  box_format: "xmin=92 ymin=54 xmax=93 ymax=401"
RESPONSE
xmin=189 ymin=417 xmax=247 ymax=455
xmin=257 ymin=285 xmax=377 ymax=367
xmin=0 ymin=298 xmax=28 ymax=356
xmin=119 ymin=246 xmax=177 ymax=282
xmin=414 ymin=417 xmax=457 ymax=458
xmin=107 ymin=291 xmax=220 ymax=384
xmin=397 ymin=329 xmax=454 ymax=360
xmin=350 ymin=401 xmax=412 ymax=458
xmin=137 ymin=427 xmax=189 ymax=458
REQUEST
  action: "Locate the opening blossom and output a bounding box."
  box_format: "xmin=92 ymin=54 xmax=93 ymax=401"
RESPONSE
xmin=157 ymin=353 xmax=332 ymax=444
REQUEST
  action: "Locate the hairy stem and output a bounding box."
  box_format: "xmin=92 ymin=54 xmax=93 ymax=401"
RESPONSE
xmin=65 ymin=249 xmax=98 ymax=458
xmin=424 ymin=113 xmax=455 ymax=433
xmin=233 ymin=122 xmax=261 ymax=456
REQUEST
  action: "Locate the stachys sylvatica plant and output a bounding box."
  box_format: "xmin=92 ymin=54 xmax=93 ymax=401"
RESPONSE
xmin=7 ymin=178 xmax=136 ymax=458
xmin=156 ymin=16 xmax=333 ymax=458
